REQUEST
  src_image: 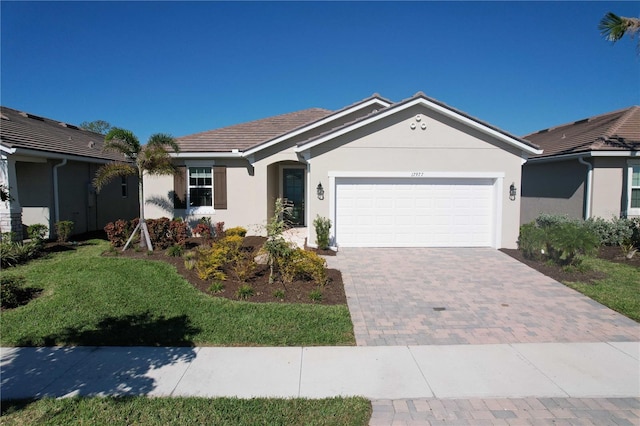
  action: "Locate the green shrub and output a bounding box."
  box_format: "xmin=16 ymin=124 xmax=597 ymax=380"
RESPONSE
xmin=0 ymin=240 xmax=41 ymax=269
xmin=273 ymin=289 xmax=285 ymax=299
xmin=27 ymin=224 xmax=48 ymax=243
xmin=585 ymin=217 xmax=633 ymax=246
xmin=546 ymin=222 xmax=599 ymax=266
xmin=629 ymin=218 xmax=640 ymax=248
xmin=518 ymin=222 xmax=547 ymax=261
xmin=313 ymin=215 xmax=332 ymax=250
xmin=1 ymin=276 xmax=25 ymax=309
xmin=225 ymin=226 xmax=247 ymax=237
xmin=309 ymin=288 xmax=323 ymax=303
xmin=55 ymin=221 xmax=74 ymax=243
xmin=519 ymin=216 xmax=600 ymax=266
xmin=208 ymin=281 xmax=225 ymax=294
xmin=236 ymin=284 xmax=254 ymax=300
xmin=166 ymin=244 xmax=184 ymax=257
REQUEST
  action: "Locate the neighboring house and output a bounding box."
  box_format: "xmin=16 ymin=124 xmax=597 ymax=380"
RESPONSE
xmin=521 ymin=106 xmax=640 ymax=225
xmin=0 ymin=107 xmax=139 ymax=240
xmin=144 ymin=92 xmax=541 ymax=249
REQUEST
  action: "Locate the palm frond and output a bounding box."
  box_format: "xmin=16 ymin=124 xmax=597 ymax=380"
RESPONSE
xmin=104 ymin=128 xmax=141 ymax=158
xmin=599 ymin=12 xmax=640 ymax=42
xmin=147 ymin=133 xmax=180 ymax=153
xmin=93 ymin=162 xmax=136 ymax=192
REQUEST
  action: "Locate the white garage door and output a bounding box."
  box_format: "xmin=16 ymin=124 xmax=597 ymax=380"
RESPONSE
xmin=335 ymin=177 xmax=495 ymax=247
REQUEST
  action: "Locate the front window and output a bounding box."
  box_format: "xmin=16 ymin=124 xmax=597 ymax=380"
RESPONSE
xmin=631 ymin=165 xmax=640 ymax=209
xmin=189 ymin=167 xmax=212 ymax=207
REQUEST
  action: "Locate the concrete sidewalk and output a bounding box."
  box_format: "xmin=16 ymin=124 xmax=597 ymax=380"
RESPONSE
xmin=2 ymin=342 xmax=638 ymax=401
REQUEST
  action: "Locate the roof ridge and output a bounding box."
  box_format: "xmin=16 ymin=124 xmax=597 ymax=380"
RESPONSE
xmin=605 ymin=105 xmax=640 ymax=140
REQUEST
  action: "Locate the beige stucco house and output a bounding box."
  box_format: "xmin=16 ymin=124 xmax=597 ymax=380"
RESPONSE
xmin=144 ymin=93 xmax=541 ymax=249
xmin=521 ymin=106 xmax=640 ymax=224
xmin=0 ymin=106 xmax=139 ymax=240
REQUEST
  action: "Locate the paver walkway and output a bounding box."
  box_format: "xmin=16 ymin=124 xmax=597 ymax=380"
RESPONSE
xmin=327 ymin=248 xmax=640 ymax=346
xmin=370 ymin=397 xmax=640 ymax=425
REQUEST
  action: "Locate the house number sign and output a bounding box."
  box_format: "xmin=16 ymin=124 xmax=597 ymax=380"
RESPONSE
xmin=410 ymin=172 xmax=425 ymax=177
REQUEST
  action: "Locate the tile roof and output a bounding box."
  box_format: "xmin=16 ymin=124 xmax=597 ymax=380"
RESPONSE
xmin=523 ymin=106 xmax=640 ymax=158
xmin=176 ymin=108 xmax=334 ymax=152
xmin=0 ymin=106 xmax=128 ymax=162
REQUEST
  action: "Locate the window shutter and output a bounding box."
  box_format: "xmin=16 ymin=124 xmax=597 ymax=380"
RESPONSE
xmin=214 ymin=166 xmax=227 ymax=209
xmin=173 ymin=166 xmax=187 ymax=209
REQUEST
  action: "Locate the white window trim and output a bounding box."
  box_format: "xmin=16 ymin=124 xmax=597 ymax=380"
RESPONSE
xmin=627 ymin=160 xmax=640 ymax=217
xmin=185 ymin=160 xmax=215 ymax=215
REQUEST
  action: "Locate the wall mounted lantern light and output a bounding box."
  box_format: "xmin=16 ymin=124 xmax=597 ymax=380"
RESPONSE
xmin=317 ymin=182 xmax=324 ymax=200
xmin=509 ymin=182 xmax=517 ymax=201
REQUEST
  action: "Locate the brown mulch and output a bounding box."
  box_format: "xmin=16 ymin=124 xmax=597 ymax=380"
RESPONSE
xmin=500 ymin=245 xmax=639 ymax=284
xmin=104 ymin=236 xmax=347 ymax=306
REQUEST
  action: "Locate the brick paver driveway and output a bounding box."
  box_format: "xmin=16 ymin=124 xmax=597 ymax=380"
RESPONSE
xmin=327 ymin=248 xmax=639 ymax=346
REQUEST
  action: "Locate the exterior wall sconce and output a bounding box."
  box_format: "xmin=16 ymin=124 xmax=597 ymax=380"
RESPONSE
xmin=509 ymin=182 xmax=517 ymax=201
xmin=317 ymin=182 xmax=324 ymax=200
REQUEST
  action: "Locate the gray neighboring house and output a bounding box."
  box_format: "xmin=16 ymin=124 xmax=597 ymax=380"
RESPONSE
xmin=0 ymin=106 xmax=139 ymax=240
xmin=145 ymin=92 xmax=541 ymax=249
xmin=521 ymin=106 xmax=640 ymax=225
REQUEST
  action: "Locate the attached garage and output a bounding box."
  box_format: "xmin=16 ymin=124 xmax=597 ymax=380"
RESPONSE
xmin=331 ymin=173 xmax=502 ymax=248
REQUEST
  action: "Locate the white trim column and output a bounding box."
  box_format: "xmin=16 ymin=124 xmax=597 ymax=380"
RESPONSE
xmin=0 ymin=154 xmax=23 ymax=240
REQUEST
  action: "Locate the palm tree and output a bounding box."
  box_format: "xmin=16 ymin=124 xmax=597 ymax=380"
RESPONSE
xmin=599 ymin=12 xmax=640 ymax=49
xmin=94 ymin=128 xmax=180 ymax=251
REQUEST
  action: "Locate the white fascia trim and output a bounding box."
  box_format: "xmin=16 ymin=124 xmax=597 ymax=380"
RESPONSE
xmin=9 ymin=147 xmax=118 ymax=164
xmin=171 ymin=152 xmax=242 ymax=159
xmin=296 ymin=97 xmax=542 ymax=155
xmin=328 ymin=171 xmax=505 ymax=179
xmin=527 ymin=150 xmax=639 ymax=163
xmin=0 ymin=144 xmax=16 ymax=154
xmin=243 ymin=98 xmax=391 ymax=157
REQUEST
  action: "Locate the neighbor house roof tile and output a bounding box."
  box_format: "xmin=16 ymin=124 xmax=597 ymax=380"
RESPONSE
xmin=523 ymin=106 xmax=640 ymax=158
xmin=0 ymin=106 xmax=128 ymax=162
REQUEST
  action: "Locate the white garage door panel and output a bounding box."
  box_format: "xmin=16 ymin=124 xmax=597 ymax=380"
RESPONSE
xmin=336 ymin=178 xmax=494 ymax=247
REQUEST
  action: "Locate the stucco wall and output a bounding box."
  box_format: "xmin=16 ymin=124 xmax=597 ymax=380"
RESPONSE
xmin=305 ymin=105 xmax=525 ymax=249
xmin=144 ymin=159 xmax=266 ymax=232
xmin=591 ymin=157 xmax=626 ymax=219
xmin=521 ymin=160 xmax=586 ymax=224
xmin=15 ymin=158 xmax=138 ymax=238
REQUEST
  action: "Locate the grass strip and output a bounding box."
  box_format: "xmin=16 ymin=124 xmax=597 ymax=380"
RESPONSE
xmin=563 ymin=257 xmax=640 ymax=322
xmin=0 ymin=396 xmax=372 ymax=426
xmin=0 ymin=240 xmax=354 ymax=347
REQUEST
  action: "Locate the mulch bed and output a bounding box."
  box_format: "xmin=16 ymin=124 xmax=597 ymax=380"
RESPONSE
xmin=104 ymin=236 xmax=347 ymax=306
xmin=500 ymin=245 xmax=639 ymax=284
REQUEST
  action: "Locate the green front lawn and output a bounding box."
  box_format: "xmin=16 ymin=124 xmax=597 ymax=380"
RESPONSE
xmin=0 ymin=240 xmax=354 ymax=346
xmin=563 ymin=257 xmax=640 ymax=322
xmin=0 ymin=396 xmax=371 ymax=426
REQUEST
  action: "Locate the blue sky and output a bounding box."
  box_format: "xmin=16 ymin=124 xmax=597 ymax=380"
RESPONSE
xmin=2 ymin=1 xmax=639 ymax=143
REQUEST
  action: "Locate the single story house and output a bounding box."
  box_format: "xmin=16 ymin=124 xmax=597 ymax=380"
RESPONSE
xmin=0 ymin=106 xmax=139 ymax=240
xmin=521 ymin=106 xmax=640 ymax=224
xmin=144 ymin=92 xmax=542 ymax=249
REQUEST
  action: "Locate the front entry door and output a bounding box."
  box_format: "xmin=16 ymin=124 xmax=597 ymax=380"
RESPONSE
xmin=282 ymin=168 xmax=305 ymax=226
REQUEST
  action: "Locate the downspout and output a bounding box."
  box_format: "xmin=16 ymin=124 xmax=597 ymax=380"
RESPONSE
xmin=53 ymin=158 xmax=68 ymax=224
xmin=578 ymin=156 xmax=592 ymax=220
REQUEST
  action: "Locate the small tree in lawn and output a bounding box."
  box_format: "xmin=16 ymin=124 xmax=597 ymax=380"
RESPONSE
xmin=93 ymin=128 xmax=180 ymax=251
xmin=263 ymin=198 xmax=293 ymax=284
